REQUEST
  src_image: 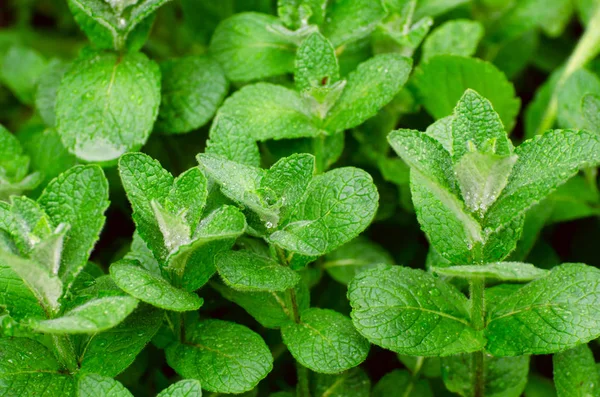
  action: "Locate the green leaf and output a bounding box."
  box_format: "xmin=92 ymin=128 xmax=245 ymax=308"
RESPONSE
xmin=213 ymin=280 xmax=310 ymax=329
xmin=39 ymin=165 xmax=109 ymax=291
xmin=441 ymin=354 xmax=529 ymax=397
xmin=295 ymin=32 xmax=339 ymax=92
xmin=31 ymin=296 xmax=138 ymax=334
xmin=0 ymin=262 xmax=47 ymax=321
xmin=35 ymin=59 xmax=70 ymax=128
xmin=0 ymin=249 xmax=62 ymax=315
xmin=119 ymin=153 xmax=174 ymax=262
xmin=525 ymin=374 xmax=558 ymax=397
xmin=110 ymin=260 xmax=203 ymax=311
xmin=348 ymin=265 xmax=485 ymax=355
xmin=156 ymin=380 xmax=203 ymax=397
xmin=0 ymin=337 xmax=74 ymax=396
xmin=583 ymin=94 xmax=600 ymax=131
xmin=215 ymin=83 xmax=321 ymax=142
xmin=422 ymin=20 xmax=484 ymax=62
xmin=455 ymin=152 xmax=517 ymax=216
xmin=424 ymin=116 xmax=453 ymax=154
xmin=553 ymin=344 xmax=600 ymax=397
xmin=269 ymin=167 xmax=378 ymax=256
xmin=451 ymin=89 xmax=513 ymax=160
xmin=216 ymin=250 xmax=300 ymax=292
xmin=260 ymin=153 xmax=315 ymax=222
xmin=155 ymin=55 xmax=228 ymax=134
xmin=388 ymin=128 xmax=457 ymax=190
xmin=0 ymin=45 xmax=47 ymax=105
xmin=312 ymin=368 xmax=371 ymax=397
xmin=77 ymin=374 xmax=133 ymax=397
xmin=78 ymin=304 xmax=163 ymax=377
xmin=414 ymin=0 xmax=470 ymax=19
xmin=432 ymin=262 xmax=547 ymax=282
xmin=278 ymin=0 xmax=325 ymax=28
xmin=324 ymin=54 xmax=412 ymax=133
xmin=210 ymin=13 xmax=296 ymax=82
xmin=486 ymin=263 xmax=600 ymax=355
xmin=171 ymin=205 xmax=247 ymax=291
xmin=372 ymin=369 xmax=433 ymax=397
xmin=56 ymin=51 xmax=161 ymax=162
xmin=557 ymin=68 xmax=600 ymax=130
xmin=322 ymin=0 xmax=387 ymax=47
xmin=17 ymin=128 xmax=78 ymax=191
xmin=281 ymin=308 xmax=370 ymax=373
xmin=166 ymin=167 xmax=208 ymax=231
xmin=410 ymin=170 xmax=482 ymax=265
xmin=67 ymin=0 xmax=170 ymax=50
xmin=166 ymin=319 xmax=273 ymax=394
xmin=206 ymin=116 xmax=261 ymax=167
xmin=323 ymin=236 xmax=395 ymax=285
xmin=412 ymin=55 xmax=520 ymax=131
xmin=485 ymin=130 xmax=600 ymax=231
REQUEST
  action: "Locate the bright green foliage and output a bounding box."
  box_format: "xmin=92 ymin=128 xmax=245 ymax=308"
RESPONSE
xmin=412 ymin=55 xmax=521 ymax=131
xmin=166 ymin=319 xmax=273 ymax=393
xmin=553 ymin=344 xmax=600 ymax=397
xmin=56 ymin=51 xmax=161 ymax=162
xmin=441 ymin=354 xmax=529 ymax=397
xmin=486 ymin=263 xmax=600 ymax=355
xmin=156 ymin=380 xmax=202 ymax=397
xmin=348 ymin=266 xmax=485 ymax=356
xmin=110 ymin=260 xmax=203 ymax=311
xmin=5 ymin=1 xmax=600 ymax=395
xmin=0 ymin=45 xmax=47 ymax=105
xmin=77 ymin=374 xmax=133 ymax=397
xmin=281 ymin=308 xmax=370 ymax=373
xmin=216 ymin=250 xmax=300 ymax=291
xmin=0 ymin=338 xmax=74 ymax=396
xmin=422 ymin=20 xmax=484 ymax=62
xmin=67 ymin=0 xmax=171 ymax=50
xmin=31 ymin=296 xmax=138 ymax=334
xmin=210 ymin=13 xmax=296 ymax=82
xmin=432 ymin=262 xmax=547 ymax=282
xmin=155 ymin=56 xmax=228 ymax=134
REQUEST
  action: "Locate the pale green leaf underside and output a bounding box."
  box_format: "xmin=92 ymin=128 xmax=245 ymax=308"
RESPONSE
xmin=31 ymin=296 xmax=138 ymax=334
xmin=110 ymin=261 xmax=203 ymax=311
xmin=348 ymin=265 xmax=484 ymax=356
xmin=156 ymin=379 xmax=203 ymax=397
xmin=281 ymin=308 xmax=370 ymax=374
xmin=432 ymin=262 xmax=547 ymax=282
xmin=77 ymin=374 xmax=133 ymax=397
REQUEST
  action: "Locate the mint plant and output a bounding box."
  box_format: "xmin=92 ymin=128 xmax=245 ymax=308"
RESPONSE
xmin=348 ymin=89 xmax=600 ymax=396
xmin=197 ymin=152 xmax=378 ymax=380
xmin=3 ymin=0 xmax=600 ymax=395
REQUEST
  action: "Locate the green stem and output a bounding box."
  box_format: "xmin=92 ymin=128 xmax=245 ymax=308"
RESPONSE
xmin=296 ymin=362 xmax=311 ymax=397
xmin=52 ymin=335 xmax=78 ymax=374
xmin=312 ymin=135 xmax=327 ymax=174
xmin=470 ymin=277 xmax=486 ymax=397
xmin=536 ymin=4 xmax=600 ymax=135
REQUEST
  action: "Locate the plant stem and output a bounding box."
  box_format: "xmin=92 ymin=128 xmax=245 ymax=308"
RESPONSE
xmin=297 ymin=362 xmax=311 ymax=397
xmin=52 ymin=335 xmax=78 ymax=373
xmin=470 ymin=277 xmax=486 ymax=397
xmin=536 ymin=4 xmax=600 ymax=135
